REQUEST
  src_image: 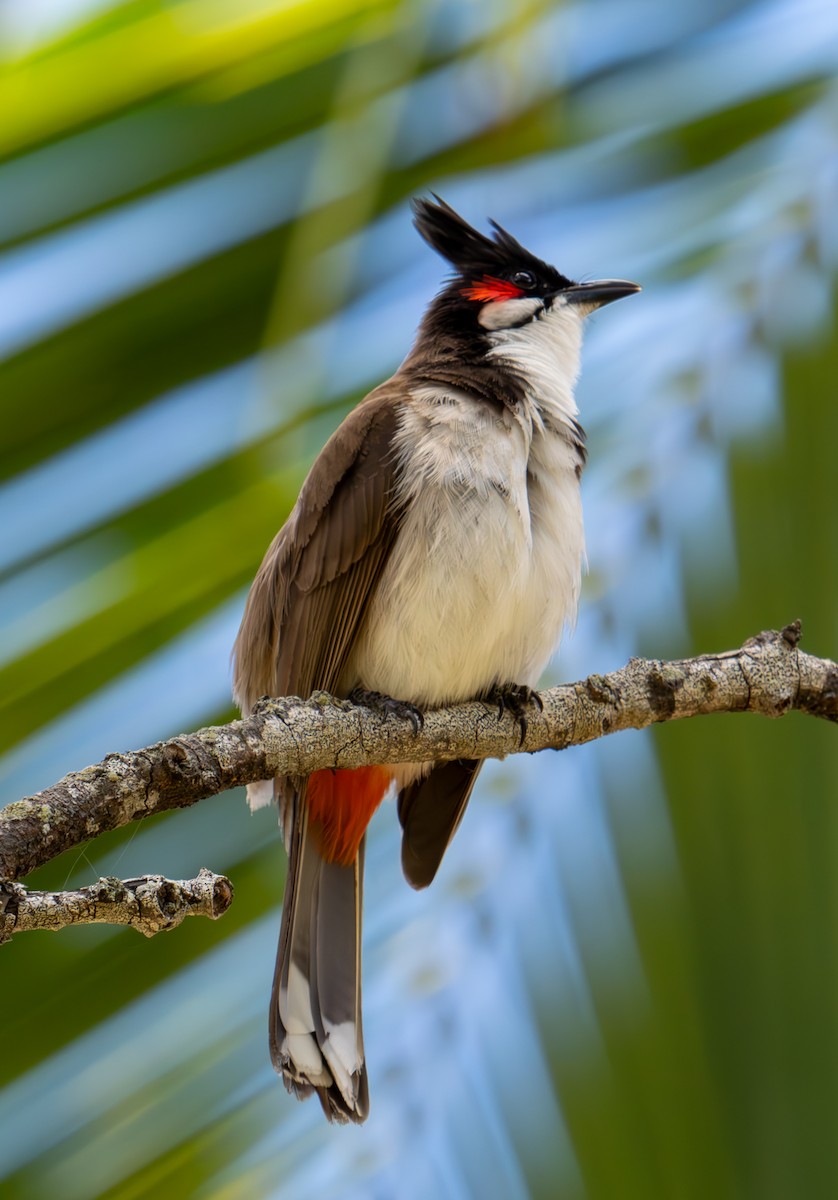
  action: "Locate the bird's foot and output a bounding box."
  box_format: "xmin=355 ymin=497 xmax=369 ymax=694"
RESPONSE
xmin=348 ymin=687 xmax=425 ymax=734
xmin=486 ymin=683 xmax=543 ymax=745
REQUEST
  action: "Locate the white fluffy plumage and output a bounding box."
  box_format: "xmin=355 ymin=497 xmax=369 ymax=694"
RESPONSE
xmin=342 ymin=299 xmax=587 ymax=790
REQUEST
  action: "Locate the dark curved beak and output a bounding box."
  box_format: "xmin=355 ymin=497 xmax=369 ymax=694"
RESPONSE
xmin=561 ymin=279 xmax=641 ymax=308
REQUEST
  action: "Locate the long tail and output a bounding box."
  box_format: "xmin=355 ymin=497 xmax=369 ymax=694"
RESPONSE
xmin=270 ymin=767 xmax=389 ymax=1124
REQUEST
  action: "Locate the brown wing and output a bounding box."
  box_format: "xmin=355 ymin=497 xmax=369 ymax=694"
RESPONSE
xmin=233 ymin=383 xmax=405 ymax=713
xmin=234 ymin=384 xmax=406 ymax=1123
xmin=398 ymin=759 xmax=483 ymax=889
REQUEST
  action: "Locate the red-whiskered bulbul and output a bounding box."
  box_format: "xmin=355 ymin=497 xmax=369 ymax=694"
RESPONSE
xmin=233 ymin=196 xmax=639 ymax=1123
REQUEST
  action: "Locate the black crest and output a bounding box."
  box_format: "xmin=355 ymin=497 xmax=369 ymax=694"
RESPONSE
xmin=412 ymin=194 xmax=564 ymax=288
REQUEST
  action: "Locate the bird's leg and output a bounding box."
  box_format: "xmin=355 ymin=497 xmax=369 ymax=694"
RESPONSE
xmin=486 ymin=683 xmax=543 ymax=745
xmin=348 ymin=687 xmax=425 ymax=734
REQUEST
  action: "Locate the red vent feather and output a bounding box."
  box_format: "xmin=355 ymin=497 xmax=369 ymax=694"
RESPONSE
xmin=308 ymin=766 xmax=393 ymax=865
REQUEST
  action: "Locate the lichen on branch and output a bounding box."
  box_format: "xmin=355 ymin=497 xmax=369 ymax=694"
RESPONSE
xmin=0 ymin=869 xmax=233 ymax=941
xmin=0 ymin=624 xmax=835 ymax=934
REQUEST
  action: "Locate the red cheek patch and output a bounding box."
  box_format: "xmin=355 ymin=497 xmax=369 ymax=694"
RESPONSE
xmin=460 ymin=275 xmax=525 ymax=303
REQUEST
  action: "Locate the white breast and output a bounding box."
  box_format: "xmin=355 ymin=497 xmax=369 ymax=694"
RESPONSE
xmin=345 ymin=306 xmax=586 ymax=710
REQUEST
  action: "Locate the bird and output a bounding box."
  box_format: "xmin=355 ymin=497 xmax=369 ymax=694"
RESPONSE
xmin=232 ymin=195 xmax=639 ymax=1123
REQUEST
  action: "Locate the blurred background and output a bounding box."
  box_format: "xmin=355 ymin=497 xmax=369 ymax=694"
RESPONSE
xmin=1 ymin=0 xmax=837 ymax=1196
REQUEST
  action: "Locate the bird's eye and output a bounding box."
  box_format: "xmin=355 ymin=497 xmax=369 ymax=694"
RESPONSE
xmin=511 ymin=270 xmax=536 ymax=290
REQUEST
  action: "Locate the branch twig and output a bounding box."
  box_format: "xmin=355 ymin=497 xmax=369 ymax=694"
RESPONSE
xmin=1 ymin=624 xmax=835 ymax=888
xmin=0 ymin=868 xmax=233 ymax=942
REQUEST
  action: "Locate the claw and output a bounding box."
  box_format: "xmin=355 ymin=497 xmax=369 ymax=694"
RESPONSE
xmin=349 ymin=687 xmax=424 ymax=733
xmin=486 ymin=683 xmax=542 ymax=746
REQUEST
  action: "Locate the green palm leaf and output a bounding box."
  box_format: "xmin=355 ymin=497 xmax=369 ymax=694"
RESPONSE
xmin=1 ymin=1 xmax=837 ymax=1196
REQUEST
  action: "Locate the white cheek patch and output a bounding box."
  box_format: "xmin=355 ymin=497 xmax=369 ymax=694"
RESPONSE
xmin=478 ymin=295 xmax=543 ymax=330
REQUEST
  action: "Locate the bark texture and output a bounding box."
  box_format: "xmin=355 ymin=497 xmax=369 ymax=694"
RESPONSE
xmin=0 ymin=868 xmax=233 ymax=941
xmin=1 ymin=625 xmax=835 ymax=925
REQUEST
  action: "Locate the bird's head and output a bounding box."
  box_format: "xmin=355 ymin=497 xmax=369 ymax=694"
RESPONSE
xmin=411 ymin=195 xmax=639 ymax=352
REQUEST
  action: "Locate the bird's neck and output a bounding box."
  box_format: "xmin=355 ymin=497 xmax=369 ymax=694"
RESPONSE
xmin=486 ymin=306 xmax=583 ymax=432
xmin=400 ymin=308 xmax=583 ymax=431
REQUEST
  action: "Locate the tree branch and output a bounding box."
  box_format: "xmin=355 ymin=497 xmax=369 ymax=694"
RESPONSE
xmin=1 ymin=624 xmax=835 ymax=894
xmin=0 ymin=868 xmax=233 ymax=942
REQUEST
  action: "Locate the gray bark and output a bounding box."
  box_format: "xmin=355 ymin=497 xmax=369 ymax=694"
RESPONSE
xmin=0 ymin=868 xmax=233 ymax=941
xmin=1 ymin=623 xmax=835 ymax=937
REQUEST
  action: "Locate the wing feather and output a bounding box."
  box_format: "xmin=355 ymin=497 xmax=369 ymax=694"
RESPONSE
xmin=233 ymin=384 xmax=405 ymax=712
xmin=398 ymin=759 xmax=483 ymax=889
